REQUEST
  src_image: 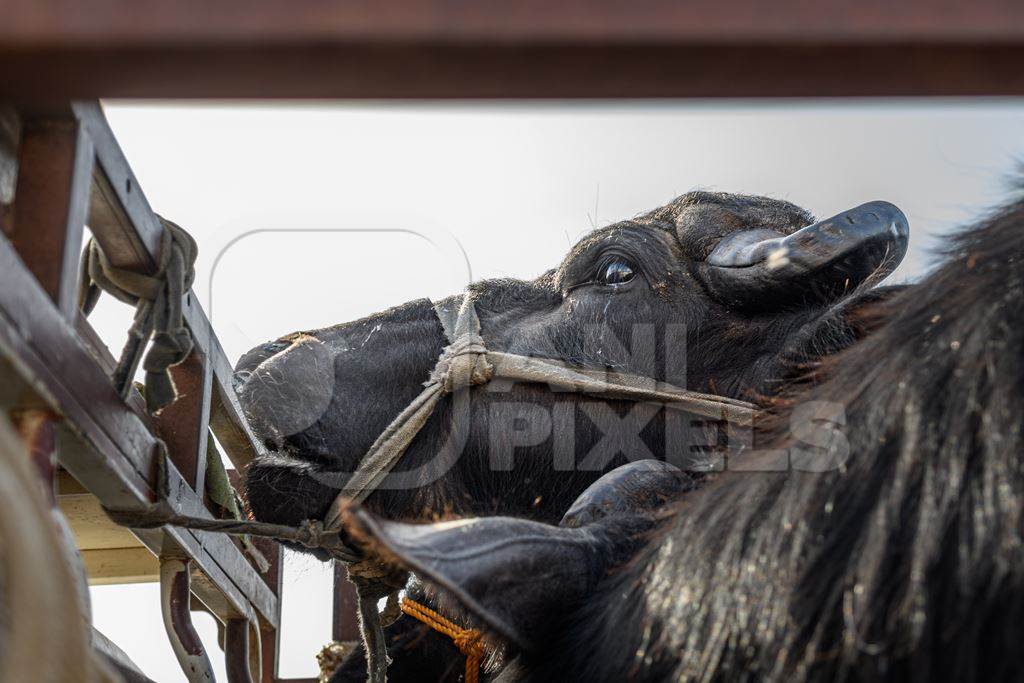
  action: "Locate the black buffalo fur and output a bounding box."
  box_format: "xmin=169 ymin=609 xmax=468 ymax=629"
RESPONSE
xmin=241 ymin=192 xmax=900 ymax=533
xmin=434 ymin=191 xmax=1024 ymax=681
xmin=238 ymin=191 xmax=911 ymax=682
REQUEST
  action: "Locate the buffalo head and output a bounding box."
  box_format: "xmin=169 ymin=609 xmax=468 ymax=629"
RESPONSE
xmin=237 ymin=191 xmax=907 ymax=529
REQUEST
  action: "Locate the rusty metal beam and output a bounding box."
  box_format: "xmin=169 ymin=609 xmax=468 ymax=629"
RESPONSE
xmin=2 ymin=0 xmax=1024 ymax=46
xmin=2 ymin=44 xmax=1024 ymax=100
xmin=210 ymin=343 xmax=270 ymax=470
xmin=332 ymin=561 xmax=361 ymax=643
xmin=8 ymin=118 xmax=92 ymax=318
xmin=225 ymin=619 xmax=258 ymax=683
xmin=2 ymin=1 xmax=1024 ymax=99
xmin=74 ymin=101 xmax=163 ymax=273
xmin=239 ymin=534 xmax=285 ymax=683
xmin=156 ymin=347 xmax=213 ymax=495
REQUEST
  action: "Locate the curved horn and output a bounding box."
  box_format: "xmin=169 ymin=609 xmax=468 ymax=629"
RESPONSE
xmin=700 ymin=201 xmax=909 ymax=310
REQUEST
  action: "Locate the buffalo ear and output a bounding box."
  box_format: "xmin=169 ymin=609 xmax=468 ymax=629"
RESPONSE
xmin=343 ymin=461 xmax=690 ymax=651
xmin=345 ymin=509 xmax=608 ymax=651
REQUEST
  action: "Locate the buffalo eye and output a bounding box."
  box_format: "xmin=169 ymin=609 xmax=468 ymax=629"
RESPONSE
xmin=598 ymin=257 xmax=636 ymax=286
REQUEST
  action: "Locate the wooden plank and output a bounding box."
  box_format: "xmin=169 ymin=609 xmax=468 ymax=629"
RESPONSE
xmin=57 ymin=468 xmax=88 ymax=493
xmin=0 ymin=232 xmax=277 ymax=625
xmin=82 ymin=547 xmax=160 ymax=584
xmin=8 ymin=117 xmax=92 ymax=318
xmin=59 ymin=490 xmax=143 ymax=550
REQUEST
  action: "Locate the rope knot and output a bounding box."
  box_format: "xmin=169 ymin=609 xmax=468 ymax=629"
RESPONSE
xmin=429 ymin=333 xmax=493 ymax=393
xmin=452 ymin=629 xmax=485 ymax=659
xmin=79 ymin=217 xmax=199 ymax=413
xmin=401 ymin=598 xmax=486 ymax=683
xmin=347 ymin=558 xmax=409 ymax=594
xmin=297 ymin=519 xmax=326 ymax=549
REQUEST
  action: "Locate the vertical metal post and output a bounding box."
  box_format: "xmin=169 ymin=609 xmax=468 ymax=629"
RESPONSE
xmin=256 ymin=542 xmax=283 ymax=683
xmin=9 ymin=117 xmax=93 ymax=319
xmin=333 ymin=560 xmax=362 ymax=643
xmin=156 ymin=347 xmax=213 ymax=496
xmin=225 ymin=619 xmax=255 ymax=683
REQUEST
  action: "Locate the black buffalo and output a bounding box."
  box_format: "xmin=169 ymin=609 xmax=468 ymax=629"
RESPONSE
xmin=236 ymin=190 xmax=908 ymax=682
xmin=346 ymin=191 xmax=1024 ymax=681
xmin=239 ymin=191 xmax=908 ymax=531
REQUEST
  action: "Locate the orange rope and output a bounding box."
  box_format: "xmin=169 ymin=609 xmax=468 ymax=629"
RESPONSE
xmin=401 ymin=597 xmax=485 ymax=683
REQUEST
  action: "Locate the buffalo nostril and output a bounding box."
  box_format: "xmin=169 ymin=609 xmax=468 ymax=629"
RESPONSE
xmin=238 ymin=335 xmax=336 ymax=441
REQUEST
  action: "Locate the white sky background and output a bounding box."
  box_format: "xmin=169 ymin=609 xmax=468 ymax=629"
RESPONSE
xmin=84 ymin=100 xmax=1024 ymax=681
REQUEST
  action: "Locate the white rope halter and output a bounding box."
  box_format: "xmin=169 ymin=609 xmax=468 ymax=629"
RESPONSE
xmin=322 ymin=293 xmax=756 ymax=532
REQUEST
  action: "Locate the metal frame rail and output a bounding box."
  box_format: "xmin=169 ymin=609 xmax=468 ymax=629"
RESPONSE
xmin=0 ymin=101 xmax=357 ymax=683
xmin=3 ymin=0 xmax=1024 ymax=99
